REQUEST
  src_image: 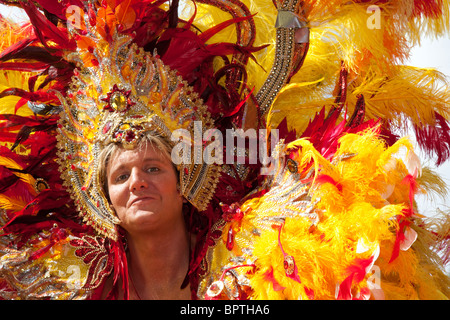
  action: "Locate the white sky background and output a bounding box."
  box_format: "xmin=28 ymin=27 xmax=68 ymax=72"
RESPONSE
xmin=0 ymin=4 xmax=449 ymax=216
xmin=407 ymin=36 xmax=450 ymax=216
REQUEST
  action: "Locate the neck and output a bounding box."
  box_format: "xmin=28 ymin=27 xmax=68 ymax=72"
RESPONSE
xmin=125 ymin=221 xmax=191 ymax=300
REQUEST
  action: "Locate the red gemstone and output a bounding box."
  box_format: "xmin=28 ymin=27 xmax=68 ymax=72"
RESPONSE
xmin=125 ymin=130 xmax=135 ymax=142
xmin=226 ymin=227 xmax=234 ymax=251
xmin=102 ymin=121 xmax=112 ymax=134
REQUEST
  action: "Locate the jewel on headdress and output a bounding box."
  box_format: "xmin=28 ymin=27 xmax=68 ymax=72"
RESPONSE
xmin=108 ymin=121 xmax=150 ymax=149
xmin=286 ymin=158 xmax=298 ymax=173
xmin=102 ymin=121 xmax=113 ymax=134
xmin=101 ymin=84 xmax=135 ymax=112
xmin=283 ymin=255 xmax=295 ymax=276
xmin=34 ymin=178 xmax=49 ymax=194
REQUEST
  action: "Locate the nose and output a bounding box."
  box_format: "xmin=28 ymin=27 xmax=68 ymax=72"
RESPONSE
xmin=128 ymin=169 xmax=149 ymax=192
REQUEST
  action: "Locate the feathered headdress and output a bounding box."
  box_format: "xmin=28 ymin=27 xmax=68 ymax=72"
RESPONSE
xmin=56 ymin=13 xmax=222 ymax=239
xmin=0 ymin=0 xmax=449 ymax=300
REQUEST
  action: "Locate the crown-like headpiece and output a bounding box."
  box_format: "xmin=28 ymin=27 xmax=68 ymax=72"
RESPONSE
xmin=56 ymin=14 xmax=220 ymax=239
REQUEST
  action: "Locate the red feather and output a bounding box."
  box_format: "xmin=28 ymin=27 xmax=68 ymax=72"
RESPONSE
xmin=389 ymin=216 xmax=410 ymax=263
xmin=414 ymin=112 xmax=450 ymax=166
xmin=20 ymin=1 xmax=75 ymax=50
xmin=301 ymin=107 xmax=346 ymax=160
xmin=346 ymin=257 xmax=375 ymax=283
xmin=402 ymin=173 xmax=419 ymax=216
xmin=0 ymin=37 xmax=36 ymax=61
xmin=336 ymin=273 xmax=354 ymax=300
xmin=0 ymin=88 xmax=59 ymax=113
xmin=32 ymin=0 xmax=85 ymax=20
xmin=412 ymin=0 xmax=443 ymax=18
xmin=263 ymin=266 xmax=286 ymax=291
xmin=315 ymin=174 xmax=343 ymax=192
xmin=276 ymin=117 xmax=297 ymax=145
xmin=198 ymin=15 xmax=256 ymax=43
xmin=0 ymin=62 xmax=49 ymax=72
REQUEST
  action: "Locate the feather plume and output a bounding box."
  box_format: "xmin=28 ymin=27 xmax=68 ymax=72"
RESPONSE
xmin=416 ymin=166 xmax=449 ymax=202
xmin=0 ymin=194 xmax=28 ymax=211
xmin=0 ymin=156 xmax=23 ymax=171
xmin=20 ymin=1 xmax=75 ymax=50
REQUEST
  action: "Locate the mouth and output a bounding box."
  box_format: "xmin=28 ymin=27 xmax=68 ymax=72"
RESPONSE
xmin=129 ymin=196 xmax=156 ymax=207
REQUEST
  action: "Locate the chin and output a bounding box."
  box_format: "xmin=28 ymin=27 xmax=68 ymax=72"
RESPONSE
xmin=121 ymin=208 xmax=160 ymax=231
xmin=119 ymin=203 xmax=184 ymax=234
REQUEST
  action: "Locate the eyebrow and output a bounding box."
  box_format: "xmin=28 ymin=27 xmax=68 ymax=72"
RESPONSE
xmin=109 ymin=157 xmax=167 ymax=175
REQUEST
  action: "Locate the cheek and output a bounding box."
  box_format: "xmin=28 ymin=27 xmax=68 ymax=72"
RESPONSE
xmin=108 ymin=183 xmax=128 ymax=215
xmin=161 ymin=173 xmax=181 ymax=199
xmin=152 ymin=172 xmax=183 ymax=210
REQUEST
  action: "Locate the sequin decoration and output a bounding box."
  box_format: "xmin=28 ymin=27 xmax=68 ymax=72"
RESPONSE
xmin=283 ymin=254 xmax=295 ymax=276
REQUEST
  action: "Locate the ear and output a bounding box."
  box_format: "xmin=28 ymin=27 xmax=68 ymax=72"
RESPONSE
xmin=176 ymin=183 xmax=187 ymax=202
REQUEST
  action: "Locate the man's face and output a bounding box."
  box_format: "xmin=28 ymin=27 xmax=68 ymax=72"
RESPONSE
xmin=106 ymin=144 xmax=184 ymax=234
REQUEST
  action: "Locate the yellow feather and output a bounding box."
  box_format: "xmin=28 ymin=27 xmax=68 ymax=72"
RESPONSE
xmin=349 ymin=66 xmax=450 ymax=130
xmin=0 ymin=194 xmax=28 ymax=211
xmin=416 ymin=166 xmax=449 ymax=203
xmin=0 ymin=157 xmax=36 ymax=187
xmin=0 ymin=157 xmax=23 ymax=171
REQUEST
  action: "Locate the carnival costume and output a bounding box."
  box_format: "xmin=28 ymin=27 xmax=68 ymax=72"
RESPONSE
xmin=0 ymin=0 xmax=449 ymax=299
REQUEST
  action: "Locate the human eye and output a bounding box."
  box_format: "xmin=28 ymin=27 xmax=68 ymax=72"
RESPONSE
xmin=145 ymin=166 xmax=160 ymax=173
xmin=115 ymin=173 xmax=129 ymax=183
